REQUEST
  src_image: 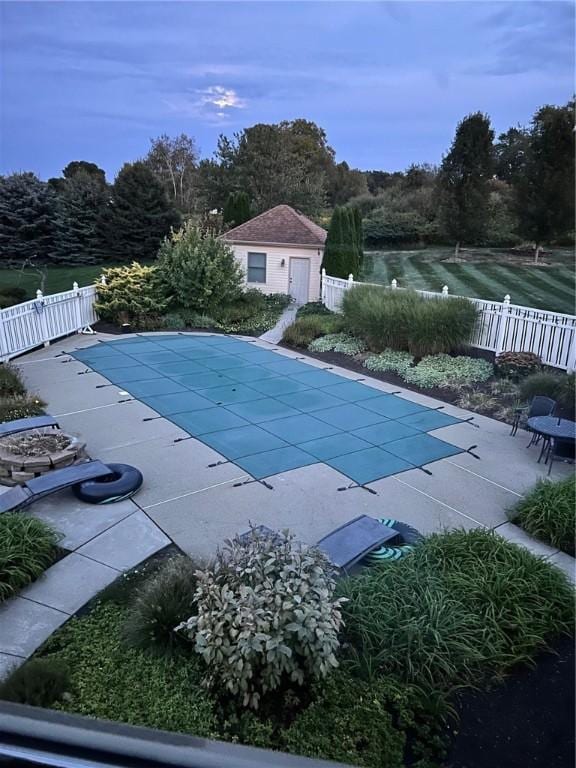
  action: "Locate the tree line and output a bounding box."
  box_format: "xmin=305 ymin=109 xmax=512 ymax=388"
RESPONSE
xmin=0 ymin=101 xmax=572 ymax=267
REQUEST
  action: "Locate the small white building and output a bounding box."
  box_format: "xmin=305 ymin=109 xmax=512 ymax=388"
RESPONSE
xmin=222 ymin=204 xmax=326 ymax=305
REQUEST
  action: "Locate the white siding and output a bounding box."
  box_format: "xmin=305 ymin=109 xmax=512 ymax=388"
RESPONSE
xmin=230 ymin=243 xmax=323 ymax=303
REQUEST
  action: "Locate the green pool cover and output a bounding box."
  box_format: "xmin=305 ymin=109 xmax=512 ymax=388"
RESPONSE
xmin=73 ymin=334 xmax=467 ymax=484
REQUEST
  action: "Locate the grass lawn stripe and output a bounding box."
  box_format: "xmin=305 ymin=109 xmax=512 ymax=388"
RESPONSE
xmin=429 ymin=262 xmax=505 ymax=301
xmin=484 ymin=264 xmax=574 ymax=313
xmin=513 ymin=268 xmax=575 ymax=308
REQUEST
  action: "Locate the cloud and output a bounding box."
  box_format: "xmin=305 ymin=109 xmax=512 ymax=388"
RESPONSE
xmin=198 ymin=85 xmax=246 ymax=110
xmin=163 ymin=85 xmax=247 ymax=123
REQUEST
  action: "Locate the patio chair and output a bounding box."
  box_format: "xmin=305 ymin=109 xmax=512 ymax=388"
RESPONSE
xmin=545 ymin=437 xmax=575 ymax=476
xmin=509 ymin=396 xmax=556 ymax=439
xmin=0 ymin=414 xmax=59 ymax=438
xmin=0 ymin=460 xmax=114 ymax=514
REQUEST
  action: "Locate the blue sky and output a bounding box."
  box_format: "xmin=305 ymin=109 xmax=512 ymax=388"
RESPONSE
xmin=0 ymin=1 xmax=573 ymax=181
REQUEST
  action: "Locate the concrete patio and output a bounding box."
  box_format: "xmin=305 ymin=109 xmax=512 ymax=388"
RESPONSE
xmin=0 ymin=330 xmax=573 ymax=678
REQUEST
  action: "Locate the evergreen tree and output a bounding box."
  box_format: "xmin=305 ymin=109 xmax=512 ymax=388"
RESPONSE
xmin=515 ymin=100 xmax=575 ymax=262
xmin=321 ymin=206 xmax=359 ymax=279
xmin=223 ymin=191 xmax=252 ymax=228
xmin=53 ymin=171 xmax=109 ymax=264
xmin=438 ymin=113 xmax=494 ymax=255
xmin=99 ymin=162 xmax=180 ymax=262
xmin=0 ymin=173 xmax=56 ymax=264
xmin=351 ymin=206 xmax=367 ymax=275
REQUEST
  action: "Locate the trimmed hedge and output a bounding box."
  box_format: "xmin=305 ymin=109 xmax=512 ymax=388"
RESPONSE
xmin=510 ymin=476 xmax=575 ymax=556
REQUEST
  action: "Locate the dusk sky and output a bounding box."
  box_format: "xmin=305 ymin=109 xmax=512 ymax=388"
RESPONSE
xmin=0 ymin=1 xmax=573 ymax=181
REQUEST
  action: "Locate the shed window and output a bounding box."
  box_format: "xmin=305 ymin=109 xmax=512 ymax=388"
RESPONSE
xmin=247 ymin=252 xmax=267 ymax=283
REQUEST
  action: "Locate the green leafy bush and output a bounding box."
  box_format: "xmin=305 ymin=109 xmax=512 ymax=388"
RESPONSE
xmin=495 ymin=351 xmax=542 ymax=380
xmin=212 ymin=293 xmax=290 ymax=335
xmin=0 ymin=514 xmax=60 ymax=602
xmin=341 ymin=285 xmax=477 ymax=356
xmin=510 ymin=476 xmax=575 ymax=556
xmin=0 ymin=365 xmax=27 ymax=398
xmin=182 ymin=311 xmax=216 ymax=329
xmin=338 ymin=529 xmax=574 ymax=691
xmin=123 ymin=556 xmax=200 ymax=658
xmin=363 ymin=209 xmax=427 ymax=247
xmin=157 ymin=222 xmax=244 ymax=312
xmin=363 ymin=349 xmax=415 ymax=376
xmin=95 ymin=263 xmax=169 ymax=324
xmin=40 ymin=602 xmax=218 ymax=736
xmin=0 ymin=395 xmax=45 ymax=423
xmin=403 ymin=354 xmax=493 ymax=389
xmin=0 ymin=658 xmax=70 ymax=707
xmin=177 ymin=529 xmax=345 ymax=709
xmin=296 ymin=302 xmax=332 ymax=318
xmin=519 ymin=372 xmax=575 ymax=418
xmin=308 ymin=333 xmax=367 ymax=355
xmin=283 ymin=672 xmax=407 ymax=768
xmin=282 ymin=314 xmax=341 ymax=347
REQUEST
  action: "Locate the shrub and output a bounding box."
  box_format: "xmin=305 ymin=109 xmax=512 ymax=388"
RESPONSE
xmin=282 ymin=315 xmax=341 ymax=347
xmin=0 ymin=395 xmax=45 ymax=422
xmin=296 ymin=301 xmax=332 ymax=318
xmin=157 ymin=222 xmax=244 ymax=312
xmin=177 ymin=529 xmax=345 ymax=709
xmin=308 ymin=333 xmax=367 ymax=355
xmin=0 ymin=658 xmax=70 ymax=707
xmin=182 ymin=311 xmax=216 ymax=329
xmin=0 ymin=364 xmax=27 ymax=398
xmin=495 ymin=351 xmax=542 ymax=380
xmin=363 ymin=349 xmax=415 ymax=376
xmin=161 ymin=312 xmax=186 ymax=330
xmin=363 ymin=209 xmax=427 ymax=247
xmin=510 ymin=476 xmax=575 ymax=556
xmin=519 ymin=372 xmax=575 ymax=418
xmin=0 ymin=514 xmax=60 ymax=602
xmin=283 ymin=672 xmax=406 ymax=768
xmin=341 ymin=285 xmax=477 ymax=356
xmin=0 ymin=286 xmax=27 ymax=303
xmin=338 ymin=529 xmax=574 ymax=691
xmin=94 ymin=263 xmax=169 ymax=324
xmin=456 ymin=390 xmax=499 ymax=413
xmin=123 ymin=556 xmax=200 ymax=658
xmin=403 ymin=354 xmax=493 ymax=390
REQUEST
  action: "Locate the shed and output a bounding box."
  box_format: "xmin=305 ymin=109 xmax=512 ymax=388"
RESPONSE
xmin=221 ymin=205 xmax=327 ymax=305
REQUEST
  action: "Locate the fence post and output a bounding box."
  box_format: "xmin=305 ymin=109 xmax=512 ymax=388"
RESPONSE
xmin=347 ymin=274 xmax=354 ymax=288
xmin=0 ymin=311 xmax=9 ymax=363
xmin=442 ymin=285 xmax=449 ymax=296
xmin=35 ymin=290 xmax=50 ymax=348
xmin=495 ymin=294 xmax=511 ymax=356
xmin=391 ymin=279 xmax=397 ymax=290
xmin=321 ymin=268 xmax=326 ymax=305
xmin=567 ymin=332 xmax=576 ymax=374
xmin=73 ymin=282 xmax=83 ymax=332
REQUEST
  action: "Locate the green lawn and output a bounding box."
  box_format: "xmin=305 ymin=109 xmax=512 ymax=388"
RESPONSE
xmin=0 ymin=264 xmax=118 ymax=299
xmin=364 ymin=248 xmax=575 ymax=314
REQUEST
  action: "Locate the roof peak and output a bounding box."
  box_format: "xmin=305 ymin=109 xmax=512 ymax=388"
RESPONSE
xmin=222 ymin=204 xmax=326 ymax=247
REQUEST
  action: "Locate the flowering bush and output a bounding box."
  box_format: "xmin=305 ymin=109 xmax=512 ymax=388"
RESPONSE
xmin=403 ymin=354 xmax=493 ymax=390
xmin=309 ymin=333 xmax=367 ymax=356
xmin=363 ymin=349 xmax=415 ymax=376
xmin=177 ymin=529 xmax=345 ymax=709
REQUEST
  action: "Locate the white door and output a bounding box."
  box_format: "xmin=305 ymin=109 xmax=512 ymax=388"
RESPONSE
xmin=289 ymin=258 xmax=310 ymax=305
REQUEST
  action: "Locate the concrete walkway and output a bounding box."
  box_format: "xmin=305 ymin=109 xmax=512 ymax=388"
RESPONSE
xmin=1 ymin=329 xmax=573 ymax=680
xmin=259 ymin=304 xmax=298 ymax=343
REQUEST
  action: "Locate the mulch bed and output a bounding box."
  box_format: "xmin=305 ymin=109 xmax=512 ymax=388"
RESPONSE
xmin=443 ymin=636 xmax=575 ymax=768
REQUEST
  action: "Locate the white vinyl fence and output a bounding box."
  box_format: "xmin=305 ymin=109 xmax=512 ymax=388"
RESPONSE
xmin=321 ymin=270 xmax=576 ymax=372
xmin=0 ymin=283 xmax=98 ymax=363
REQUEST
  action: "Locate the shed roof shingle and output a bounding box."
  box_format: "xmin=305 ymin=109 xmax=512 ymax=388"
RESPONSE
xmin=222 ymin=205 xmax=327 ymax=247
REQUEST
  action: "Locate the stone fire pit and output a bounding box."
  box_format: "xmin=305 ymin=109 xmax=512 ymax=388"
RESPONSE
xmin=0 ymin=430 xmax=87 ymax=486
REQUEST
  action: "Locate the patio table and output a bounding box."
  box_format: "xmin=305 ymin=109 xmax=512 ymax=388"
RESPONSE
xmin=526 ymin=416 xmax=576 ymax=463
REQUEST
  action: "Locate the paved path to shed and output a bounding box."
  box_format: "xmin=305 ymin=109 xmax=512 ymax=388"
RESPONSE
xmin=1 ymin=330 xmax=573 ymax=679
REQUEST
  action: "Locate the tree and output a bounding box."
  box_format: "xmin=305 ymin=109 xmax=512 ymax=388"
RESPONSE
xmin=53 ymin=171 xmax=109 ymax=264
xmin=437 ymin=112 xmax=494 ymax=255
xmin=99 ymin=162 xmax=180 ymax=262
xmin=48 ymin=161 xmax=107 ymax=193
xmin=351 ymin=206 xmax=365 ymax=272
xmin=223 ymin=191 xmax=251 ymax=227
xmin=156 ymin=221 xmax=244 ymax=312
xmin=212 ymin=120 xmax=333 ymax=215
xmin=326 ymin=161 xmax=368 ymax=206
xmin=0 ymin=173 xmax=56 ymax=264
xmin=143 ymin=134 xmax=198 ymax=214
xmin=494 ymin=128 xmax=530 ymax=184
xmin=515 ymin=101 xmax=575 ymax=261
xmin=321 ymin=207 xmax=359 ymax=279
